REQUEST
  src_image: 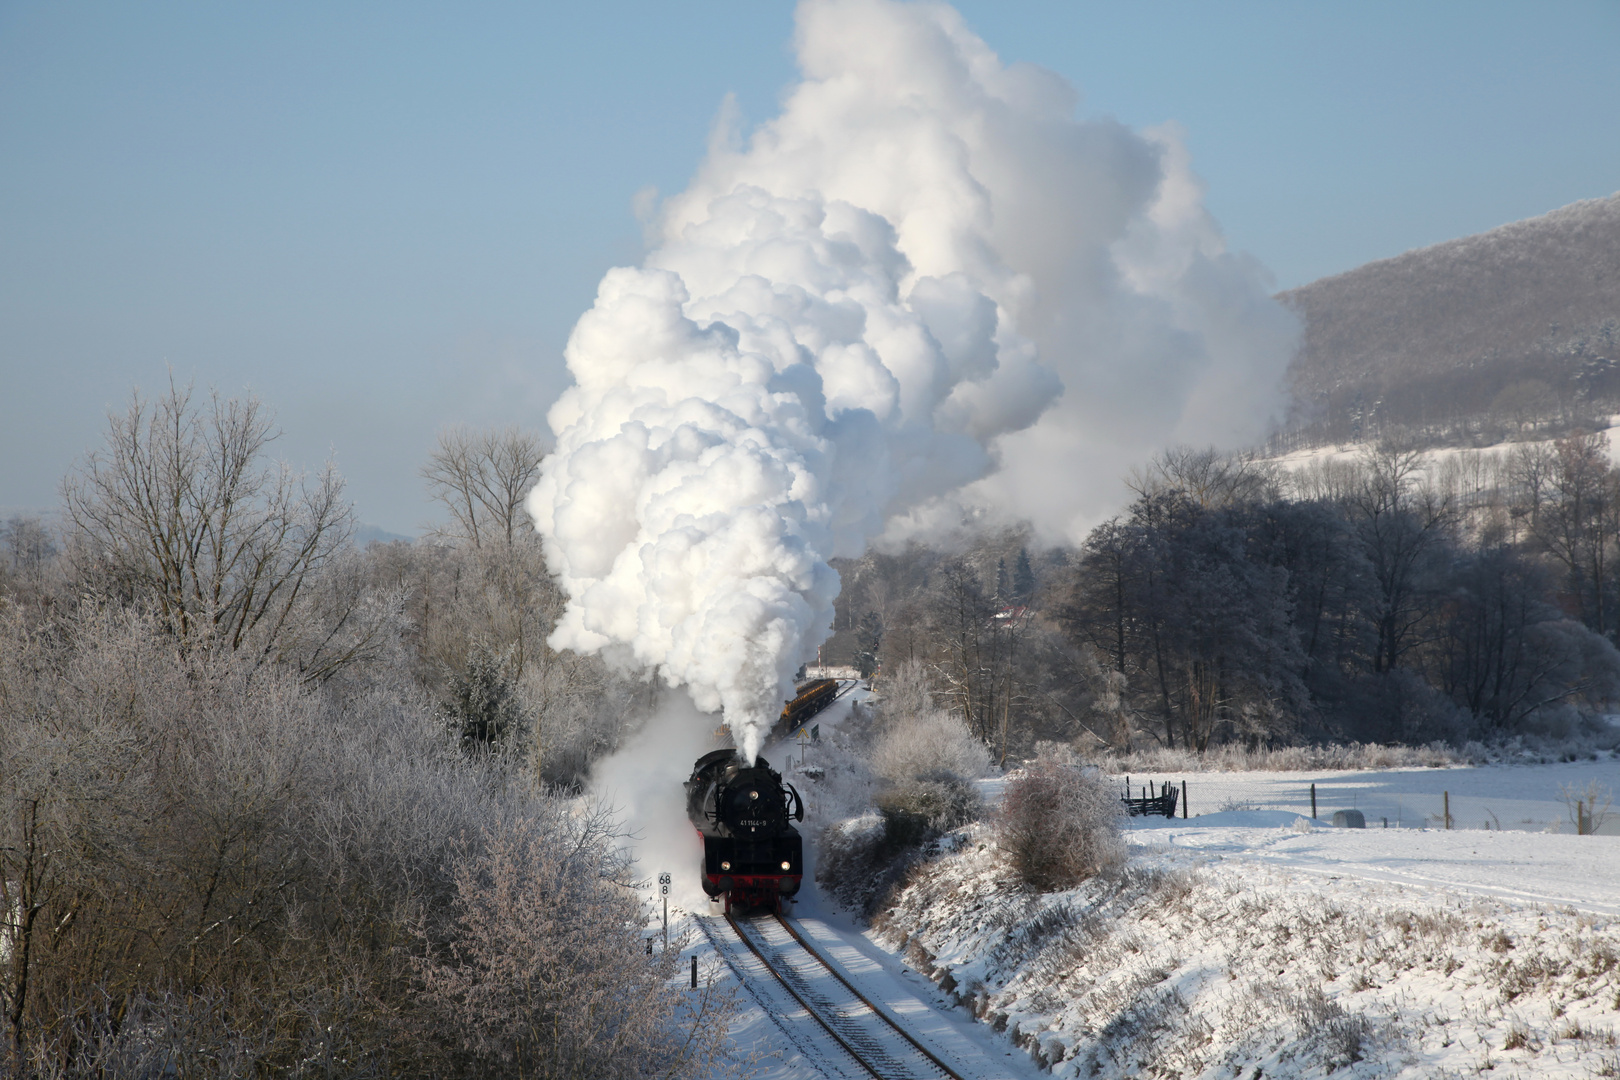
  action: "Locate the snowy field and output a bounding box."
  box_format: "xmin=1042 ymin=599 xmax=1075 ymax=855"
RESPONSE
xmin=867 ymin=781 xmax=1620 ymax=1077
xmin=1130 ymin=806 xmax=1620 ymax=917
xmin=1118 ymin=759 xmax=1620 ymax=917
xmin=1269 ymin=413 xmax=1620 ymax=476
xmin=1077 ymin=758 xmax=1619 ymax=834
xmin=662 ymin=695 xmax=1619 ymax=1077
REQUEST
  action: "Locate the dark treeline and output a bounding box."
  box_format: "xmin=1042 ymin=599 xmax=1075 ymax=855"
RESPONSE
xmin=1271 ymin=320 xmax=1620 ymax=456
xmin=0 ymin=383 xmax=730 ymax=1078
xmin=828 ymin=441 xmax=1620 ymax=761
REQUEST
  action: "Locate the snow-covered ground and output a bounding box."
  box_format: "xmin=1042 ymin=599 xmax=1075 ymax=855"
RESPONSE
xmin=1120 ymin=759 xmax=1619 ymax=836
xmin=1269 ymin=413 xmax=1620 ymax=476
xmin=879 ymin=828 xmax=1620 ymax=1078
xmin=1133 ymin=809 xmax=1620 ymax=917
xmin=872 ymin=766 xmax=1620 ymax=1078
xmin=666 ymin=694 xmax=1619 ymax=1077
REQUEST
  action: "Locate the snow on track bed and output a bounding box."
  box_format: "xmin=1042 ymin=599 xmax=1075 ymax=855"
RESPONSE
xmin=699 ymin=913 xmax=868 ymax=1078
xmin=723 ymin=911 xmax=966 ymax=1080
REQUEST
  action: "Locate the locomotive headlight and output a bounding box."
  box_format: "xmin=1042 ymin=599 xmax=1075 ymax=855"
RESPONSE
xmin=720 ymin=860 xmax=731 ymax=871
xmin=748 ymin=790 xmax=759 ymax=800
xmin=780 ymin=860 xmax=791 ymax=870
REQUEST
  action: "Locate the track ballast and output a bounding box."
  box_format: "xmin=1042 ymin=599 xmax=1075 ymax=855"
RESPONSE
xmin=705 ymin=910 xmax=966 ymax=1080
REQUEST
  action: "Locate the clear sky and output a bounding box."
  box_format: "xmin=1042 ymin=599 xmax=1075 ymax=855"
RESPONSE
xmin=3 ymin=1 xmax=1617 ymax=535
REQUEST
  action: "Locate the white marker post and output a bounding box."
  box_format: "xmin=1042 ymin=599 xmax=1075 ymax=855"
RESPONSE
xmin=658 ymin=872 xmax=671 ymax=952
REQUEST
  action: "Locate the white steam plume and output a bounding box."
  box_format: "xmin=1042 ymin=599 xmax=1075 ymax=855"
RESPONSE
xmin=529 ymin=0 xmax=1297 ymax=759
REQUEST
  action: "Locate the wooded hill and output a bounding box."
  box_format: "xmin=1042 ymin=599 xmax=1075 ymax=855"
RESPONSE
xmin=1277 ymin=191 xmax=1620 ymax=450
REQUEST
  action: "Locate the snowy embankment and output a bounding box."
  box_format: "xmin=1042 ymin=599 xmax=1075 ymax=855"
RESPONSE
xmin=664 ymin=686 xmax=1618 ymax=1076
xmin=867 ymin=770 xmax=1620 ymax=1079
xmin=1269 ymin=414 xmax=1620 ymax=476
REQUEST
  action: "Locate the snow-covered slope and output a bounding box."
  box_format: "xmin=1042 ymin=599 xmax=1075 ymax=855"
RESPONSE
xmin=868 ymin=767 xmax=1620 ymax=1079
xmin=671 ymin=695 xmax=1618 ymax=1077
xmin=1270 ymin=415 xmax=1620 ymax=482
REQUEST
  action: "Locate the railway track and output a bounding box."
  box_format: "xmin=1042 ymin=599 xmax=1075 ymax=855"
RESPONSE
xmin=711 ymin=909 xmax=967 ymax=1080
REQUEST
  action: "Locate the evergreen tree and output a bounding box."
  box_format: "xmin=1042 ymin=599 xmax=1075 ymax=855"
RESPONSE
xmin=855 ymin=611 xmax=884 ymax=678
xmin=445 ymin=642 xmax=526 ymax=750
xmin=1013 ymin=547 xmax=1036 ymax=602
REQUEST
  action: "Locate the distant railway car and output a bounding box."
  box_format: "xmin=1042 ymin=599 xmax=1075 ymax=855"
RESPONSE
xmin=685 ymin=749 xmax=804 ymax=911
xmin=779 ymin=678 xmax=838 ymax=731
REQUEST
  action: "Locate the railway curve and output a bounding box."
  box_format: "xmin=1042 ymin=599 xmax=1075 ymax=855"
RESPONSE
xmin=704 ymin=910 xmax=967 ymax=1080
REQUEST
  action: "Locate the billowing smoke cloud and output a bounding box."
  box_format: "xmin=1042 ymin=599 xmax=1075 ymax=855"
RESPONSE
xmin=529 ymin=0 xmax=1297 ymax=759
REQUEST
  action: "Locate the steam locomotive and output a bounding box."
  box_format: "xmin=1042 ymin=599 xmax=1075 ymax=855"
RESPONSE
xmin=685 ymin=749 xmax=804 ymax=911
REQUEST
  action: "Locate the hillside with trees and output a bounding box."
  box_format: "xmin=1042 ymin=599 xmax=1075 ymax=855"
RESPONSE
xmin=1277 ymin=192 xmax=1620 ymax=451
xmin=823 ymin=443 xmax=1620 ymax=761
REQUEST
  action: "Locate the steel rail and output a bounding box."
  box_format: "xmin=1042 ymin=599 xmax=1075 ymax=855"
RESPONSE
xmin=722 ymin=911 xmax=887 ymax=1080
xmin=724 ymin=910 xmax=966 ymax=1080
xmin=768 ymin=913 xmax=967 ymax=1080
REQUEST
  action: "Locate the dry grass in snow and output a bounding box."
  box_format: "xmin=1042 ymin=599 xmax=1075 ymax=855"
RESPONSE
xmin=870 ymin=834 xmax=1620 ymax=1078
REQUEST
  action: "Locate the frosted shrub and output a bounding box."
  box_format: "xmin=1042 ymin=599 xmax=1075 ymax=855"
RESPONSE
xmin=414 ymin=812 xmax=734 ymax=1079
xmin=870 ymin=662 xmax=989 ymax=786
xmin=0 ymin=606 xmax=734 ymax=1078
xmin=871 ymin=708 xmax=990 ymax=785
xmin=869 ymin=660 xmax=987 ymax=837
xmin=817 ymin=813 xmax=891 ymax=914
xmin=875 ymin=657 xmax=935 ymax=727
xmin=817 ymin=802 xmax=955 ymax=920
xmin=817 ymin=665 xmax=991 ymax=917
xmin=997 ymin=761 xmax=1126 ymax=891
xmin=879 ymin=772 xmax=982 ymax=837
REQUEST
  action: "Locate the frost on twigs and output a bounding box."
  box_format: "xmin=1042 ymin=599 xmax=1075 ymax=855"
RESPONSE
xmin=996 ymin=759 xmax=1126 ymax=891
xmin=0 ymin=605 xmax=735 ymax=1079
xmin=873 ymin=833 xmax=1620 ymax=1079
xmin=817 ymin=662 xmax=987 ymax=918
xmin=1560 ymin=778 xmax=1614 ymax=834
xmin=412 ymin=812 xmax=739 ymax=1080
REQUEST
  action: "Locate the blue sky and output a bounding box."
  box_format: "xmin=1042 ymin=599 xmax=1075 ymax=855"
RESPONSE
xmin=3 ymin=1 xmax=1617 ymax=534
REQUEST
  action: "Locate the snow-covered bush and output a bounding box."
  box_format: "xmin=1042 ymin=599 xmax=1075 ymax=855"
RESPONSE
xmin=0 ymin=605 xmax=733 ymax=1078
xmin=819 ymin=662 xmax=991 ymax=916
xmin=816 ymin=813 xmax=899 ymax=917
xmin=414 ymin=812 xmax=735 ymax=1079
xmin=871 ymin=712 xmax=990 ymax=786
xmin=816 ymin=773 xmax=980 ymax=919
xmin=869 ymin=661 xmax=989 ymax=785
xmin=878 ymin=771 xmax=982 ymax=838
xmin=874 ymin=656 xmax=935 ymax=727
xmin=997 ymin=761 xmax=1126 ymax=891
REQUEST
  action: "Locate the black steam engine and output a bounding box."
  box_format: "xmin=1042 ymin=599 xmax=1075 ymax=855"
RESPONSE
xmin=685 ymin=749 xmax=804 ymax=911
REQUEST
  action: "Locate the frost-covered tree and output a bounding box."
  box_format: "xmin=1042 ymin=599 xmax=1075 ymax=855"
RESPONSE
xmin=421 ymin=425 xmax=546 ymax=549
xmin=61 ymin=379 xmax=355 ymax=669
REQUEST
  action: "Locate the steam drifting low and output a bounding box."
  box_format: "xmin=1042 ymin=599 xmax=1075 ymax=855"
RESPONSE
xmin=529 ymin=0 xmax=1297 ymax=758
